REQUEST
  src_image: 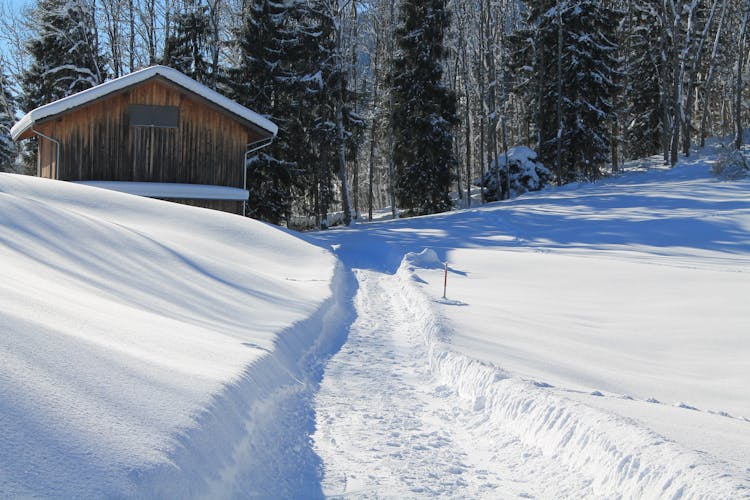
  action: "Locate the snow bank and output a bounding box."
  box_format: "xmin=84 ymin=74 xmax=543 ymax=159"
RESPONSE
xmin=0 ymin=174 xmax=344 ymax=497
xmin=396 ymin=251 xmax=749 ymax=498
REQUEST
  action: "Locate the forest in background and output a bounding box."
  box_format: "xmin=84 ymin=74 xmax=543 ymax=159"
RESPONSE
xmin=0 ymin=0 xmax=748 ymax=228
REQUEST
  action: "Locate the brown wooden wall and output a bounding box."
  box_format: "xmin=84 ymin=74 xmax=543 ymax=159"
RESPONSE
xmin=163 ymin=198 xmax=244 ymax=214
xmin=35 ymin=78 xmax=266 ymax=193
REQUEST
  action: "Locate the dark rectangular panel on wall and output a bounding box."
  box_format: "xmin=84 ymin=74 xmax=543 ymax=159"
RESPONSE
xmin=129 ymin=105 xmax=179 ymax=128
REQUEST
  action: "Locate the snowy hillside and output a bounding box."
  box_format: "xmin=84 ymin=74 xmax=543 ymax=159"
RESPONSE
xmin=1 ymin=139 xmax=748 ymax=499
xmin=311 ymin=141 xmax=750 ymax=498
xmin=0 ymin=174 xmax=342 ymax=497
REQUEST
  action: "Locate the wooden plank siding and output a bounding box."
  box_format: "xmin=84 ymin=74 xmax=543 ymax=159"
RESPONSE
xmin=34 ymin=78 xmax=265 ymax=201
xmin=167 ymin=198 xmax=243 ymax=214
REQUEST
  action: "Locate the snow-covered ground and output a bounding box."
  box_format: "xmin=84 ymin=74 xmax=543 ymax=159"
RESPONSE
xmin=311 ymin=141 xmax=750 ymax=497
xmin=1 ymin=138 xmax=748 ymax=498
xmin=0 ymin=174 xmax=346 ymax=497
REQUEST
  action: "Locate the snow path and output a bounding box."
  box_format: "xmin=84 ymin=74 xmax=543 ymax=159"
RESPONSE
xmin=313 ymin=251 xmax=748 ymax=498
xmin=314 ymin=269 xmax=589 ymax=498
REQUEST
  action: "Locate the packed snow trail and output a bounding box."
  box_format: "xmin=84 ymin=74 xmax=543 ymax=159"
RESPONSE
xmin=313 ymin=268 xmax=591 ymax=498
xmin=312 ymin=250 xmax=748 ymax=499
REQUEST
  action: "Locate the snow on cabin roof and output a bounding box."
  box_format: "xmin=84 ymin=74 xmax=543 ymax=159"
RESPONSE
xmin=10 ymin=65 xmax=278 ymax=141
xmin=74 ymin=181 xmax=250 ymax=201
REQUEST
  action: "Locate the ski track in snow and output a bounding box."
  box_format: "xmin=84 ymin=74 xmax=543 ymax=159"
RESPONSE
xmin=314 ymin=269 xmax=590 ymax=498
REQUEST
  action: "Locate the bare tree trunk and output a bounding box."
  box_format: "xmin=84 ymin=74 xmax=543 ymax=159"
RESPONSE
xmin=452 ymin=52 xmax=463 ymax=204
xmin=334 ymin=1 xmax=352 ymax=226
xmin=349 ymin=2 xmax=359 ymax=220
xmin=484 ymin=0 xmax=500 ymax=199
xmin=478 ymin=0 xmax=486 ymax=202
xmin=388 ymin=0 xmax=397 ymax=219
xmin=320 ymin=145 xmax=330 ymax=229
xmin=368 ymin=51 xmax=378 ymax=221
xmin=659 ymin=2 xmax=670 ymax=164
xmin=101 ymin=0 xmax=123 ymax=77
xmin=145 ymin=0 xmax=156 ymax=65
xmin=668 ymin=0 xmax=684 ymax=166
xmin=683 ymin=0 xmax=720 ymax=156
xmin=555 ymin=0 xmax=563 ymax=184
xmin=736 ymin=0 xmax=750 ymax=149
xmin=500 ymin=28 xmax=510 ymax=197
xmin=461 ymin=38 xmax=472 ymax=208
xmin=208 ymin=0 xmax=222 ymax=88
xmin=367 ymin=4 xmax=384 ymax=222
xmin=669 ymin=0 xmax=699 ymax=165
xmin=700 ymin=0 xmax=728 ymax=147
xmin=128 ymin=0 xmax=135 ymax=71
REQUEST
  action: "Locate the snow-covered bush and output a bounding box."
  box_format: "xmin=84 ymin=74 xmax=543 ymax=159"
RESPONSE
xmin=480 ymin=146 xmax=552 ymax=201
xmin=712 ymin=146 xmax=749 ymax=180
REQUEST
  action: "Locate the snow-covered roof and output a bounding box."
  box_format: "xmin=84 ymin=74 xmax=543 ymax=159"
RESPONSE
xmin=10 ymin=65 xmax=278 ymax=141
xmin=74 ymin=181 xmax=250 ymax=201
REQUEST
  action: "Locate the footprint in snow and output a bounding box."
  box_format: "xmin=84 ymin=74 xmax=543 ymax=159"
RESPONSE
xmin=677 ymin=402 xmax=699 ymax=411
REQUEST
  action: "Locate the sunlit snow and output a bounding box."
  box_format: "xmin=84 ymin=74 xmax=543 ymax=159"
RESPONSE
xmin=1 ymin=138 xmax=748 ymax=498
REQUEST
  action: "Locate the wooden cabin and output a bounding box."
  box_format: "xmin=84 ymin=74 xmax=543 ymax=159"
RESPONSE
xmin=10 ymin=66 xmax=277 ymax=215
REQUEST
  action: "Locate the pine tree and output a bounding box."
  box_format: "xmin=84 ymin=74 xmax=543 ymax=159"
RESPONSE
xmin=307 ymin=0 xmax=363 ymax=227
xmin=162 ymin=0 xmax=213 ymax=86
xmin=391 ymin=0 xmax=457 ymax=215
xmin=623 ymin=1 xmax=664 ymax=160
xmin=20 ymin=0 xmax=106 ymax=174
xmin=21 ymin=0 xmax=106 ymax=111
xmin=228 ymin=0 xmax=301 ymax=225
xmin=512 ymin=0 xmax=619 ymax=182
xmin=0 ymin=65 xmax=17 ymax=172
xmin=305 ymin=0 xmax=341 ymax=228
xmin=562 ymin=1 xmax=621 ymax=180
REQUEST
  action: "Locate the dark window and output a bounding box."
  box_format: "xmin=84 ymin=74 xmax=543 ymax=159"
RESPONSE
xmin=129 ymin=105 xmax=179 ymax=128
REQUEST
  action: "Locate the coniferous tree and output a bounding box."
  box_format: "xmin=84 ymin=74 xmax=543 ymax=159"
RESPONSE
xmin=306 ymin=0 xmax=341 ymax=228
xmin=309 ymin=0 xmax=364 ymax=227
xmin=162 ymin=0 xmax=213 ymax=86
xmin=391 ymin=0 xmax=457 ymax=215
xmin=512 ymin=0 xmax=619 ymax=182
xmin=229 ymin=0 xmax=301 ymax=225
xmin=0 ymin=65 xmax=17 ymax=172
xmin=562 ymin=1 xmax=620 ymax=180
xmin=21 ymin=0 xmax=106 ymax=111
xmin=624 ymin=1 xmax=664 ymax=160
xmin=20 ymin=0 xmax=106 ymax=174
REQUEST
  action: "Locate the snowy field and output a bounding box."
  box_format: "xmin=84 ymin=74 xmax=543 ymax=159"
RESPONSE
xmin=1 ymin=138 xmax=749 ymax=498
xmin=311 ymin=141 xmax=750 ymax=498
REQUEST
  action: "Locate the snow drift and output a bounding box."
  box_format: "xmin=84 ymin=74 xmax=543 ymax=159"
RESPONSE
xmin=397 ymin=248 xmax=749 ymax=498
xmin=0 ymin=174 xmax=345 ymax=497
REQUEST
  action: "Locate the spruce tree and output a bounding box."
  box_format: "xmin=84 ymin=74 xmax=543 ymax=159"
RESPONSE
xmin=391 ymin=0 xmax=457 ymax=215
xmin=0 ymin=66 xmax=17 ymax=172
xmin=21 ymin=0 xmax=106 ymax=111
xmin=230 ymin=0 xmax=361 ymax=228
xmin=20 ymin=0 xmax=106 ymax=174
xmin=162 ymin=0 xmax=212 ymax=86
xmin=229 ymin=0 xmax=300 ymax=225
xmin=562 ymin=1 xmax=620 ymax=180
xmin=624 ymin=1 xmax=667 ymax=160
xmin=307 ymin=0 xmax=363 ymax=227
xmin=513 ymin=0 xmax=619 ymax=182
xmin=305 ymin=0 xmax=340 ymax=228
